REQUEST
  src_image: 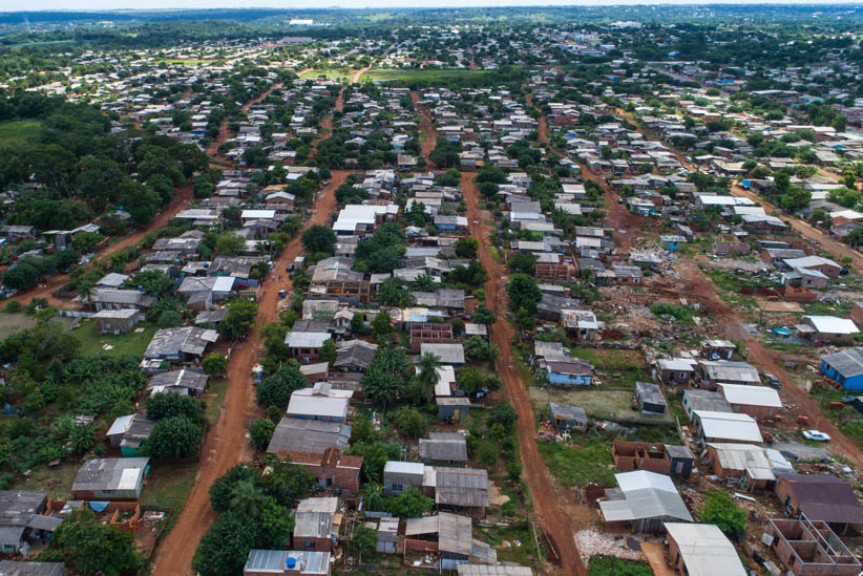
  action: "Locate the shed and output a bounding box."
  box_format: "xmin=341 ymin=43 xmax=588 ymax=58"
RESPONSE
xmin=437 ymin=397 xmax=471 ymax=423
xmin=636 ymin=381 xmax=667 ymax=414
xmin=549 ymin=403 xmax=588 ymax=432
xmin=821 ymin=348 xmax=863 ymax=391
xmin=682 ymin=390 xmax=731 ymax=422
xmin=376 ymin=517 xmax=399 ymax=554
xmin=599 ymin=470 xmax=693 ymax=532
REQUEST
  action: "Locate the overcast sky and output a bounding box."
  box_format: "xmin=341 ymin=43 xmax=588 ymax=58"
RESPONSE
xmin=1 ymin=0 xmax=861 ymax=11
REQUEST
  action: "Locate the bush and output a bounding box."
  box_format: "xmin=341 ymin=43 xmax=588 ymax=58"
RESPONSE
xmin=145 ymin=416 xmax=203 ymax=460
xmin=248 ymin=419 xmax=275 ymax=451
xmin=3 ymin=301 xmax=22 ymax=313
xmin=699 ymin=491 xmax=746 ymax=539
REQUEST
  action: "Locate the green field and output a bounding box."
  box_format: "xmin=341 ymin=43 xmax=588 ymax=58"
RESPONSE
xmin=362 ymin=67 xmax=525 ymax=88
xmin=538 ymin=435 xmax=616 ymax=487
xmin=299 ymin=67 xmax=356 ymax=81
xmin=140 ymin=463 xmax=198 ymax=512
xmin=0 ymin=313 xmax=75 ymax=341
xmin=530 ymin=386 xmax=673 ymax=425
xmin=0 ymin=119 xmax=41 ymax=145
xmin=72 ymin=319 xmax=158 ymax=357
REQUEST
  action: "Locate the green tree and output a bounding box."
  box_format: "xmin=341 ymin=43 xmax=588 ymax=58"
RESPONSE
xmin=350 ymin=523 xmax=377 ymax=564
xmin=229 ymin=476 xmax=268 ymax=518
xmin=301 ymin=225 xmax=336 ymax=256
xmin=318 ymin=338 xmax=337 ymax=364
xmin=361 ymin=483 xmax=385 ymax=511
xmin=488 ymin=401 xmax=518 ymax=433
xmin=248 ymin=418 xmax=276 ymax=452
xmin=202 ymin=352 xmax=227 ymax=376
xmin=414 ymin=352 xmax=440 ymax=403
xmin=454 ymin=237 xmax=478 ymax=258
xmin=50 ymin=509 xmax=142 ymax=576
xmin=219 ymin=299 xmax=258 ymax=341
xmin=145 ymin=416 xmax=203 ymax=460
xmin=378 ymin=277 xmax=411 ymax=307
xmin=211 ymin=465 xmax=262 ymax=513
xmin=146 ymin=393 xmax=203 ymax=422
xmin=214 ymin=233 xmax=245 ymax=256
xmin=260 ymin=455 xmax=317 ymax=509
xmin=363 ymin=348 xmax=411 ymax=410
xmin=386 ymin=486 xmax=434 ymax=517
xmin=507 ymin=273 xmax=542 ymax=315
xmin=256 ymin=497 xmax=294 ymax=548
xmin=70 ymin=423 xmax=96 ymax=455
xmin=699 ymin=491 xmax=746 ymax=539
xmin=192 ymin=512 xmax=258 ymax=576
xmin=256 ymin=362 xmax=306 ymax=408
xmin=780 ymin=187 xmax=811 ymax=212
xmin=391 ymin=406 xmax=429 ymax=439
xmin=472 ymin=306 xmax=497 ymax=325
xmin=372 ymin=311 xmax=393 ymax=340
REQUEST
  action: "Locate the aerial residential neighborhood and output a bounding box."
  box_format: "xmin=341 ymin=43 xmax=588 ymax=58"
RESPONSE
xmin=4 ymin=3 xmax=863 ymax=576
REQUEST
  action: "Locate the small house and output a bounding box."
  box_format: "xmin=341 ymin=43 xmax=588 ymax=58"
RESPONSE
xmin=682 ymin=390 xmax=732 ymax=422
xmin=420 ymin=433 xmax=468 ymax=467
xmin=718 ymin=383 xmax=782 ymax=421
xmin=774 ymin=473 xmax=863 ymax=533
xmin=655 ymin=358 xmax=698 ymax=386
xmin=72 ymin=457 xmax=150 ymax=500
xmin=612 ymin=441 xmax=694 ymax=476
xmin=692 ymin=411 xmax=762 ymax=444
xmin=106 ymin=414 xmax=156 ymax=456
xmin=437 ymin=397 xmax=471 ymax=423
xmin=147 ymin=368 xmax=209 ymax=397
xmin=383 ymin=461 xmax=425 ymax=495
xmin=404 ymin=513 xmax=496 ymax=569
xmin=144 ymin=327 xmax=219 ymax=364
xmin=798 ymin=315 xmax=859 ymax=345
xmin=700 ymin=340 xmax=735 ymax=360
xmin=664 ymin=523 xmax=746 ymax=576
xmin=549 ymin=403 xmax=588 ymax=432
xmin=93 ymin=309 xmax=143 ymax=335
xmin=599 ymin=470 xmax=693 ymax=532
xmin=290 ymin=447 xmax=362 ymax=495
xmin=821 ymin=348 xmax=863 ymax=391
xmin=636 ymin=381 xmax=667 ymax=414
xmin=704 ymin=443 xmax=794 ymax=492
xmin=697 ymin=360 xmax=761 ymax=389
xmin=544 ymin=360 xmax=594 ymax=387
xmin=430 ymin=468 xmax=489 ymax=516
xmin=294 ymin=497 xmax=339 ymax=552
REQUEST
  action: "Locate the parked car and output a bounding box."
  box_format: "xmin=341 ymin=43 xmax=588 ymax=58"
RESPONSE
xmin=802 ymin=430 xmax=831 ymax=442
xmin=278 ymin=289 xmax=287 ymax=299
xmin=763 ymin=373 xmax=782 ymax=389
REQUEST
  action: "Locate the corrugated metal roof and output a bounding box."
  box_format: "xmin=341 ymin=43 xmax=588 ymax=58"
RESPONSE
xmin=694 ymin=411 xmax=762 ymax=443
xmin=719 ymin=384 xmax=782 ymax=408
xmin=664 ymin=523 xmax=746 ymax=576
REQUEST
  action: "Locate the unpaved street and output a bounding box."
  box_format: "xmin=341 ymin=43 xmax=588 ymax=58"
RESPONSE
xmin=462 ymin=171 xmax=586 ymax=576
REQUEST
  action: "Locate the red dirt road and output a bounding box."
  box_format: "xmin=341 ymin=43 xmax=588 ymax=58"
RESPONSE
xmin=461 ymin=172 xmax=586 ymax=576
xmin=411 ymin=90 xmax=437 ymax=167
xmin=150 ymin=170 xmax=347 ymax=576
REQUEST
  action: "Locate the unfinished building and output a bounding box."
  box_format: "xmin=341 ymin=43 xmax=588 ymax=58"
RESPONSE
xmin=769 ymin=518 xmax=862 ymax=576
xmin=612 ymin=441 xmax=694 ymax=476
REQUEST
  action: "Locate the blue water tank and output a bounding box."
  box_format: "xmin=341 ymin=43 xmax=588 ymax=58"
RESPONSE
xmin=286 ymin=556 xmax=297 ymax=569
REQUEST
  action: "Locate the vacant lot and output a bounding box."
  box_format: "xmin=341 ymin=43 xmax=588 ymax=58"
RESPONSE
xmin=10 ymin=461 xmax=80 ymax=499
xmin=0 ymin=119 xmax=41 ymax=145
xmin=73 ymin=320 xmax=158 ymax=357
xmin=538 ymin=435 xmax=616 ymax=487
xmin=141 ymin=464 xmax=198 ymax=513
xmin=0 ymin=313 xmax=75 ymax=341
xmin=299 ymin=67 xmax=357 ymax=81
xmin=530 ymin=386 xmax=673 ymax=425
xmin=570 ymin=347 xmax=650 ymax=388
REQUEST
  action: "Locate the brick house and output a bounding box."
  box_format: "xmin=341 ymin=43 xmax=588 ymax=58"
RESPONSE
xmin=290 ymin=447 xmax=362 ymax=495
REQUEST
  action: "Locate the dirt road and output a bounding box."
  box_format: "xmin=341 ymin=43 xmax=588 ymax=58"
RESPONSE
xmin=150 ymin=170 xmax=347 ymax=576
xmin=461 ymin=172 xmax=586 ymax=576
xmin=411 ymin=90 xmax=437 ymax=167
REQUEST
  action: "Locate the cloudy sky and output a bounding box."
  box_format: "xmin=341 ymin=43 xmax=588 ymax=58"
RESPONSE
xmin=0 ymin=0 xmax=860 ymax=10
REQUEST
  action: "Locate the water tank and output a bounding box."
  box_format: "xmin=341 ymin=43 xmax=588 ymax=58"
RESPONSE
xmin=286 ymin=556 xmax=297 ymax=569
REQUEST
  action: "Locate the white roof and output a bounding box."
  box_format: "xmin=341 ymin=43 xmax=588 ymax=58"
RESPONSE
xmin=241 ymin=209 xmax=277 ymax=219
xmin=212 ymin=276 xmax=235 ymax=292
xmin=804 ymin=315 xmax=860 ymax=335
xmin=694 ymin=410 xmax=762 ymax=443
xmin=657 ymin=358 xmax=698 ymax=371
xmin=718 ymin=384 xmax=782 ymax=408
xmin=284 ymin=332 xmax=332 ymax=348
xmin=286 ymin=395 xmax=349 ymax=420
xmin=664 ymin=523 xmax=746 ymax=576
xmin=118 ymin=468 xmax=142 ymax=491
xmin=384 ymin=461 xmax=425 ymax=475
xmin=784 ymin=255 xmax=840 ymax=270
xmin=435 ymin=365 xmax=456 ymax=397
xmin=107 ymin=414 xmax=133 ymax=436
xmin=333 ymin=204 xmax=397 ymax=233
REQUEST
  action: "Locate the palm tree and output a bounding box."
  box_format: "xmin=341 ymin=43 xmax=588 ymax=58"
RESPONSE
xmin=361 ymin=483 xmax=385 ymax=512
xmin=415 ymin=353 xmax=441 ymax=403
xmin=229 ymin=477 xmax=266 ymax=519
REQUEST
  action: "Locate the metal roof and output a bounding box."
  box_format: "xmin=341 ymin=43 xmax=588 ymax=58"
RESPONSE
xmin=244 ymin=550 xmax=330 ymax=575
xmin=286 ymin=395 xmax=349 ymax=420
xmin=804 ymin=315 xmax=859 ymax=335
xmin=821 ymin=348 xmax=863 ymax=378
xmin=457 ymin=566 xmax=533 ymax=576
xmin=699 ymin=360 xmax=760 ymax=384
xmin=0 ymin=560 xmax=65 ymax=576
xmin=694 ymin=411 xmax=763 ymax=443
xmin=420 ymin=433 xmax=468 ymax=462
xmin=718 ymin=384 xmax=782 ymax=408
xmin=267 ymin=418 xmax=351 ymax=455
xmin=72 ymin=458 xmax=149 ymax=492
xmin=434 ymin=468 xmax=489 ymax=508
xmin=420 ymin=343 xmax=465 ymax=364
xmin=664 ymin=523 xmax=746 ymax=576
xmin=599 ymin=471 xmax=693 ymax=523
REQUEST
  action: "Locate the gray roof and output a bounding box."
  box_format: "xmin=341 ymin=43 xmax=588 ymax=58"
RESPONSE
xmin=683 ymin=390 xmax=731 ymax=414
xmin=636 ymin=381 xmax=667 ymax=408
xmin=434 ymin=468 xmax=489 ymax=508
xmin=699 ymin=360 xmax=760 ymax=384
xmin=89 ymin=288 xmax=154 ymax=308
xmin=147 ymin=368 xmax=209 ymax=394
xmin=822 ymin=348 xmax=863 ymax=379
xmin=599 ymin=470 xmax=693 ymax=523
xmin=420 ymin=343 xmax=465 ymax=364
xmin=333 ymin=340 xmax=377 ymax=369
xmin=144 ymin=327 xmax=218 ymax=359
xmin=267 ymin=418 xmax=351 ymax=455
xmin=72 ymin=458 xmax=149 ymax=493
xmin=420 ymin=433 xmax=468 ymax=462
xmin=405 ymin=512 xmax=473 ymax=557
xmin=0 ymin=561 xmax=64 ymax=576
xmin=549 ymin=403 xmax=588 ymax=424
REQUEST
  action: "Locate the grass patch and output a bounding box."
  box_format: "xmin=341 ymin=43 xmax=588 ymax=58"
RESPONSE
xmin=811 ymin=387 xmax=863 ymax=447
xmin=475 ymin=521 xmax=535 ymax=566
xmin=538 ymin=434 xmax=616 ymax=487
xmin=0 ymin=314 xmax=75 ymax=341
xmin=530 ymin=386 xmax=673 ymax=425
xmin=10 ymin=461 xmax=80 ymax=499
xmin=140 ymin=463 xmax=197 ymax=513
xmin=204 ymin=378 xmax=229 ymax=426
xmin=299 ymin=67 xmax=356 ymax=81
xmin=569 ymin=348 xmax=649 ymax=388
xmin=362 ymin=68 xmax=515 ymax=88
xmin=0 ymin=119 xmax=41 ymax=145
xmin=588 ymin=556 xmax=653 ymax=576
xmin=72 ymin=320 xmax=158 ymax=357
xmin=650 ymin=303 xmax=695 ymax=324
